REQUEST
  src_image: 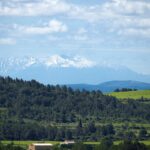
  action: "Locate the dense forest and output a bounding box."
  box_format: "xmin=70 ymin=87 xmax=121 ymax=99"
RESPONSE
xmin=0 ymin=76 xmax=150 ymax=141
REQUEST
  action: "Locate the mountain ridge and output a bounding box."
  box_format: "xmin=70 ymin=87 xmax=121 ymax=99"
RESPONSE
xmin=67 ymin=80 xmax=150 ymax=92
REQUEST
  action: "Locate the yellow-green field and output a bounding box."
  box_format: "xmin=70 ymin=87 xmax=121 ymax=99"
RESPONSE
xmin=108 ymin=90 xmax=150 ymax=99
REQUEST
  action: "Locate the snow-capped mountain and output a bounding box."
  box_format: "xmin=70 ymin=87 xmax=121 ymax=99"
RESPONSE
xmin=0 ymin=56 xmax=38 ymax=73
xmin=0 ymin=55 xmax=95 ymax=74
xmin=44 ymin=55 xmax=95 ymax=68
xmin=0 ymin=55 xmax=150 ymax=84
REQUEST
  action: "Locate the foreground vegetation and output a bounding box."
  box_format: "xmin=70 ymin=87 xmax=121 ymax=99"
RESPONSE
xmin=0 ymin=142 xmax=24 ymax=150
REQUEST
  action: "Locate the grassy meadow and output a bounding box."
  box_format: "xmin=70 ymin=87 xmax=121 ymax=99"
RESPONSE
xmin=108 ymin=90 xmax=150 ymax=99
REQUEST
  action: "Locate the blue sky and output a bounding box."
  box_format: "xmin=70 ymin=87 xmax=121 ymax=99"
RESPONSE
xmin=0 ymin=0 xmax=150 ymax=74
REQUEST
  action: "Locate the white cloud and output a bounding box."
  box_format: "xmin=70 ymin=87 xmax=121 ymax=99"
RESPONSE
xmin=99 ymin=0 xmax=150 ymax=38
xmin=0 ymin=0 xmax=70 ymax=16
xmin=112 ymin=17 xmax=150 ymax=29
xmin=73 ymin=28 xmax=88 ymax=41
xmin=0 ymin=0 xmax=150 ymax=20
xmin=74 ymin=35 xmax=88 ymax=41
xmin=77 ymin=28 xmax=87 ymax=34
xmin=15 ymin=19 xmax=68 ymax=34
xmin=0 ymin=38 xmax=16 ymax=45
xmin=0 ymin=0 xmax=150 ymax=38
xmin=118 ymin=28 xmax=150 ymax=38
xmin=104 ymin=0 xmax=150 ymax=15
xmin=66 ymin=0 xmax=150 ymax=38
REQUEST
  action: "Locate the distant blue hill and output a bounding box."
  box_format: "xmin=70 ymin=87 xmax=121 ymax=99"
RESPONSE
xmin=67 ymin=80 xmax=150 ymax=93
xmin=5 ymin=66 xmax=150 ymax=85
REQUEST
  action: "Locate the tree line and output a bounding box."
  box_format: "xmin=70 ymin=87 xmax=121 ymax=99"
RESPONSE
xmin=0 ymin=116 xmax=149 ymax=141
xmin=0 ymin=119 xmax=115 ymax=141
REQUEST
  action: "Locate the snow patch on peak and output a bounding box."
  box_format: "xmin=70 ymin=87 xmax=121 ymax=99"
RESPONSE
xmin=24 ymin=57 xmax=37 ymax=67
xmin=0 ymin=56 xmax=38 ymax=74
xmin=44 ymin=55 xmax=96 ymax=68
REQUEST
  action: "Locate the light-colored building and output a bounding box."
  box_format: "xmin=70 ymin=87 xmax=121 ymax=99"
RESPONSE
xmin=28 ymin=143 xmax=53 ymax=150
xmin=60 ymin=140 xmax=75 ymax=145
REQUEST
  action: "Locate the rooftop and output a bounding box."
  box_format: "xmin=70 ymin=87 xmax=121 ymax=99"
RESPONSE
xmin=32 ymin=143 xmax=53 ymax=146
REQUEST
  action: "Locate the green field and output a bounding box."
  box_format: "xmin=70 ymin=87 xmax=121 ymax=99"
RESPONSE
xmin=2 ymin=140 xmax=150 ymax=147
xmin=84 ymin=141 xmax=150 ymax=145
xmin=108 ymin=90 xmax=150 ymax=99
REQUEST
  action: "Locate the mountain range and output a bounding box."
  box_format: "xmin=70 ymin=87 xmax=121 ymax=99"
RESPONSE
xmin=0 ymin=55 xmax=150 ymax=92
xmin=67 ymin=80 xmax=150 ymax=92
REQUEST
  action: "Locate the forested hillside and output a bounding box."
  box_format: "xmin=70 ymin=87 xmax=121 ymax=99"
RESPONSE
xmin=0 ymin=76 xmax=150 ymax=122
xmin=0 ymin=76 xmax=150 ymax=141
